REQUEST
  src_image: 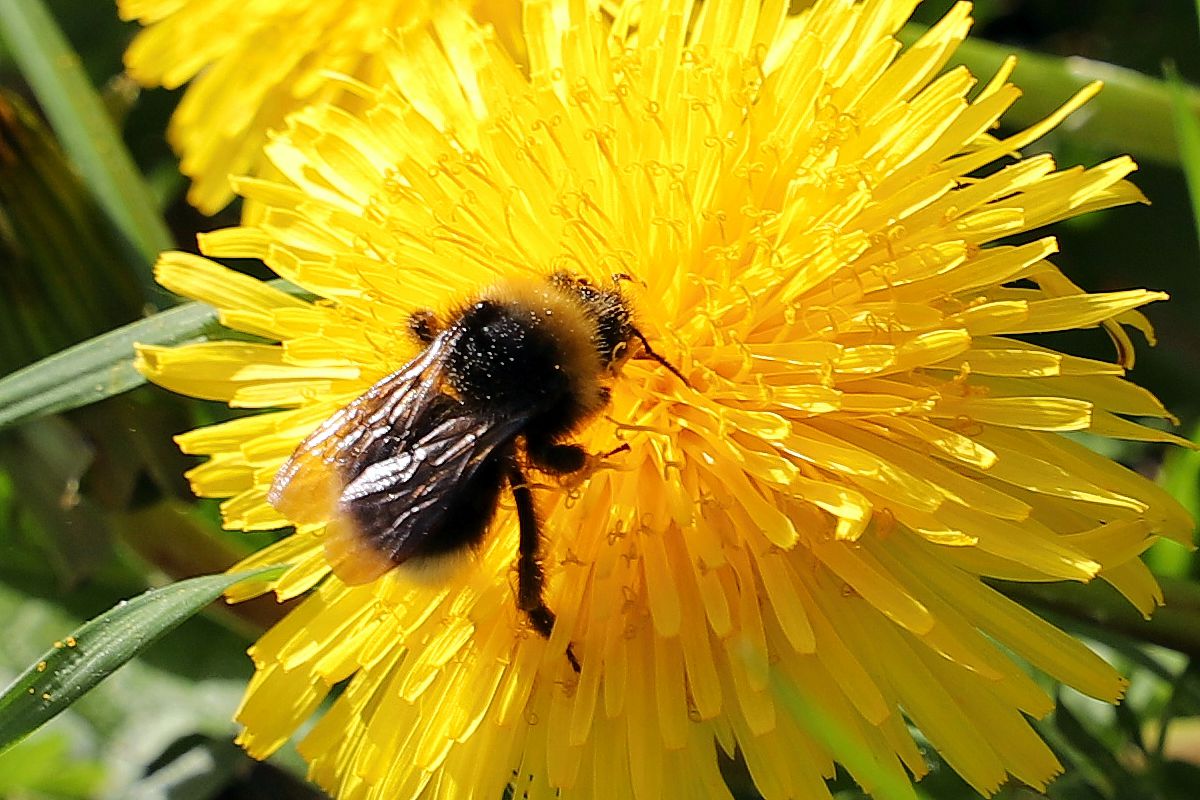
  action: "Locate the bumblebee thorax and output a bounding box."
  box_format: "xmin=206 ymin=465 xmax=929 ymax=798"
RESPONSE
xmin=441 ymin=278 xmax=610 ymax=426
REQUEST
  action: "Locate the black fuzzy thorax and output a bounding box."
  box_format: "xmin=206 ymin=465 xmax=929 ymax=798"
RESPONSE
xmin=443 ymin=299 xmax=583 ymax=440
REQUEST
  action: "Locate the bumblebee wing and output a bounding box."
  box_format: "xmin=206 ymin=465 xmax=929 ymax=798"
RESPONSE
xmin=267 ymin=338 xmax=451 ymax=526
xmin=324 ymin=403 xmax=532 ymax=584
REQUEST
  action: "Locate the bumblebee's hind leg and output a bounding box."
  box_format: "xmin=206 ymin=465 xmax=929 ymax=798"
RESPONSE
xmin=505 ymin=455 xmax=581 ymax=673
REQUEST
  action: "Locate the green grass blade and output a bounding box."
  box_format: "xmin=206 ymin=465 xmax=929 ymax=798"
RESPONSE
xmin=0 ymin=566 xmax=285 ymax=755
xmin=0 ymin=301 xmax=216 ymax=430
xmin=0 ymin=280 xmax=311 ymax=431
xmin=1166 ymin=61 xmax=1200 ymax=249
xmin=900 ymin=23 xmax=1200 ymax=165
xmin=0 ymin=0 xmax=173 ymax=303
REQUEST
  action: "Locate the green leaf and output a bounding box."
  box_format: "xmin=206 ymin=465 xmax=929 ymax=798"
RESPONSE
xmin=0 ymin=280 xmax=311 ymax=431
xmin=0 ymin=301 xmax=214 ymax=431
xmin=0 ymin=566 xmax=285 ymax=755
xmin=1166 ymin=62 xmax=1200 ymax=250
xmin=0 ymin=0 xmax=173 ymax=302
xmin=899 ymin=23 xmax=1200 ymax=166
xmin=0 ymin=574 xmax=289 ymax=796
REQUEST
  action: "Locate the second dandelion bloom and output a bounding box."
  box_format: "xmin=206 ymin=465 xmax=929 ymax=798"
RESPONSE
xmin=118 ymin=0 xmax=525 ymax=214
xmin=137 ymin=0 xmax=1193 ymax=797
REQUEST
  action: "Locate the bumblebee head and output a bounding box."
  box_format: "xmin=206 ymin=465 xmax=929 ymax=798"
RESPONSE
xmin=547 ymin=271 xmax=635 ymax=368
xmin=547 ymin=271 xmax=690 ymax=386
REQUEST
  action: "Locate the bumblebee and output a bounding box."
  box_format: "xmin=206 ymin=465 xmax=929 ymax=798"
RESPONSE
xmin=268 ymin=272 xmax=685 ymax=670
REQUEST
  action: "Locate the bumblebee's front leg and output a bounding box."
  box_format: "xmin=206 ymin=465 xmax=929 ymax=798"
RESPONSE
xmin=525 ymin=385 xmax=619 ymax=476
xmin=408 ymin=309 xmax=441 ymax=344
xmin=527 ymin=436 xmax=631 ymax=483
xmin=526 ymin=439 xmax=588 ymax=474
xmin=504 ymin=455 xmax=581 ymax=673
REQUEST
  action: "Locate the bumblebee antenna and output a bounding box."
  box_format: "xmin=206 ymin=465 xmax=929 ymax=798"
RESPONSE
xmin=630 ymin=328 xmax=691 ymax=388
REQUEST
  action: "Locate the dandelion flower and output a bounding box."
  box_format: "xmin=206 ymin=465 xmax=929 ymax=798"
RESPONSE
xmin=118 ymin=0 xmax=523 ymax=214
xmin=136 ymin=1 xmax=1194 ymax=797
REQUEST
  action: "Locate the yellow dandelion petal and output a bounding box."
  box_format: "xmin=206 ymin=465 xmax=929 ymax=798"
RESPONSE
xmin=139 ymin=1 xmax=1194 ymax=798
